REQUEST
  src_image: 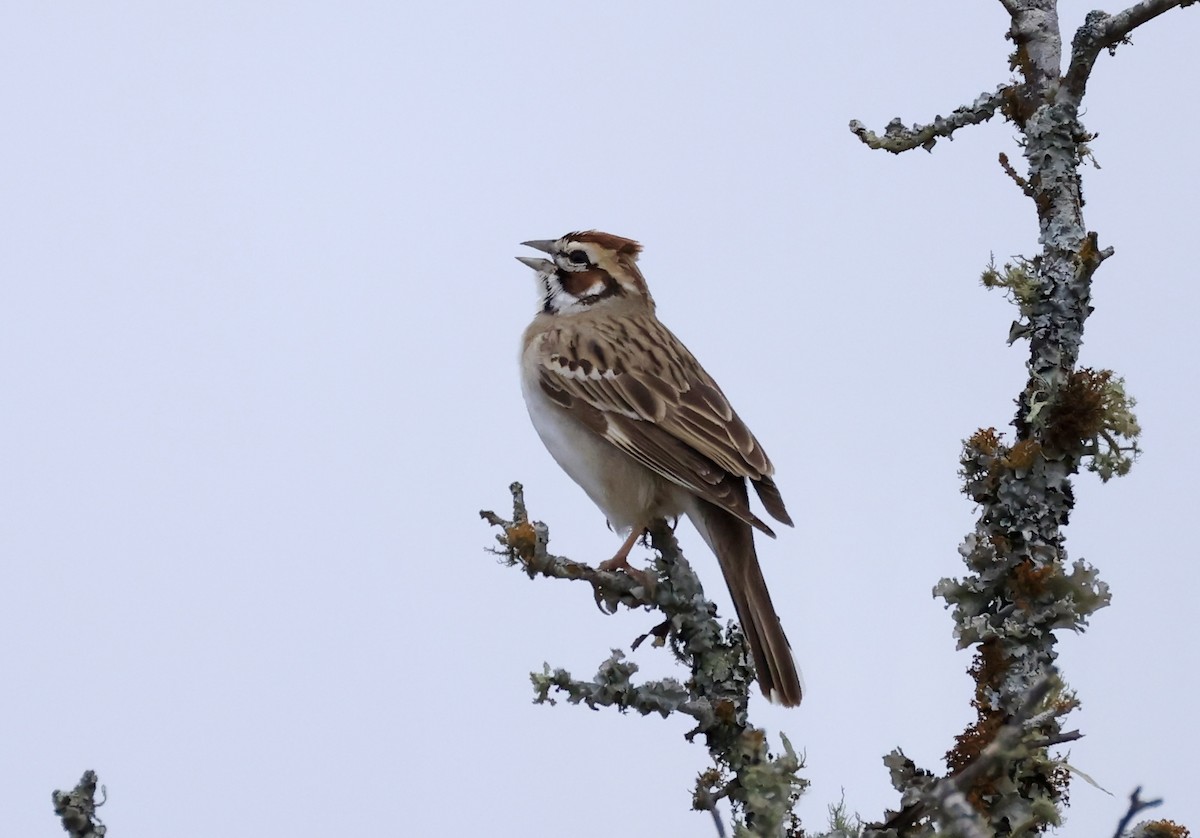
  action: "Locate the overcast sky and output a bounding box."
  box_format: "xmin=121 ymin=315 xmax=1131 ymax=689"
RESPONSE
xmin=3 ymin=2 xmax=1197 ymax=836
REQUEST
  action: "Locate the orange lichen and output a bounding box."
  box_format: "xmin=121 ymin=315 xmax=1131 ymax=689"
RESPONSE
xmin=742 ymin=728 xmax=766 ymax=751
xmin=1013 ymin=558 xmax=1058 ymax=600
xmin=1141 ymin=821 xmax=1192 ymax=838
xmin=505 ymin=521 xmax=538 ymax=560
xmin=946 ymin=640 xmax=1009 ymax=781
xmin=974 ymin=637 xmax=1009 ymax=692
xmin=714 ymin=698 xmax=738 ymax=725
xmin=999 ymin=84 xmax=1029 ymax=124
xmin=1044 ymin=368 xmax=1111 ymax=452
xmin=692 ymin=768 xmax=724 ymax=812
xmin=947 ymin=639 xmax=1071 ymax=830
xmin=1003 ymin=438 xmax=1042 ymax=470
xmin=1079 ymin=232 xmax=1100 ymax=266
xmin=947 ymin=710 xmax=1004 ymax=776
xmin=969 ymin=427 xmax=1002 ymax=456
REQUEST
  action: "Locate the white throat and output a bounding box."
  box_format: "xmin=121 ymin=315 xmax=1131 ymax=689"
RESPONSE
xmin=540 ymin=273 xmax=608 ymax=315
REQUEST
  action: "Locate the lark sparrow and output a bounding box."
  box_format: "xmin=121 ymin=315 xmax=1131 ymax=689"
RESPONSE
xmin=516 ymin=231 xmax=803 ymax=707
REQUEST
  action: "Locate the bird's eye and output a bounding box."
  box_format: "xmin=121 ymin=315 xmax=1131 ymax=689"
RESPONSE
xmin=567 ymin=250 xmax=589 ymax=265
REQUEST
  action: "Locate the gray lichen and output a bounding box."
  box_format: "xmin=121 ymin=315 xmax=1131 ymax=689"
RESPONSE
xmin=848 ymin=1 xmax=1190 ymax=835
xmin=482 ymin=483 xmax=807 ymax=837
xmin=51 ymin=771 xmax=106 ymax=838
xmin=848 ymin=85 xmax=1011 ymax=154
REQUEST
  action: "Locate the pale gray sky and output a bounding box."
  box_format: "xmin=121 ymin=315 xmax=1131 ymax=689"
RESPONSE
xmin=3 ymin=2 xmax=1196 ymax=835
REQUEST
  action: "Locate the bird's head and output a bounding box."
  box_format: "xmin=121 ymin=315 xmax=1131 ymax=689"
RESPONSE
xmin=517 ymin=231 xmax=651 ymax=315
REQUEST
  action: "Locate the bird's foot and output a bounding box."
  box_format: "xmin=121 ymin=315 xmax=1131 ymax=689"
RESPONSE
xmin=598 ymin=558 xmax=657 ymax=595
xmin=598 ymin=528 xmax=657 ymax=593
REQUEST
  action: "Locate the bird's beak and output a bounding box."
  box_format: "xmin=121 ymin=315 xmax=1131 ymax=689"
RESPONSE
xmin=521 ymin=239 xmax=556 ymax=254
xmin=515 ymin=255 xmax=554 ymax=272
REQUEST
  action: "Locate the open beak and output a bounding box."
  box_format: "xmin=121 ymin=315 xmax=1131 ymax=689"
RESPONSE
xmin=516 ymin=239 xmax=557 ymax=272
xmin=515 ymin=255 xmax=554 ymax=271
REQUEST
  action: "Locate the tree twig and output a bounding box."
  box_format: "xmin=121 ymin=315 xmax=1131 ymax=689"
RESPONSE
xmin=1112 ymin=787 xmax=1164 ymax=838
xmin=849 ymin=85 xmax=1011 ymax=153
xmin=695 ymin=786 xmax=729 ymax=838
xmin=998 ymin=152 xmax=1035 ymax=197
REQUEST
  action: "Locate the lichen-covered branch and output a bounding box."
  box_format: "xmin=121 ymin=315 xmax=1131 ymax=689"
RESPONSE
xmin=848 ymin=86 xmax=1010 ymax=153
xmin=868 ymin=675 xmax=1081 ymax=838
xmin=1064 ymin=1 xmax=1196 ymax=99
xmin=52 ymin=771 xmax=106 ymax=838
xmin=846 ymin=0 xmax=1187 ymax=834
xmin=482 ymin=483 xmax=807 ymax=837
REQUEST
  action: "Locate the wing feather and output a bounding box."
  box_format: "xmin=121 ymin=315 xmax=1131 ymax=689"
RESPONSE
xmin=534 ymin=317 xmax=792 ymax=532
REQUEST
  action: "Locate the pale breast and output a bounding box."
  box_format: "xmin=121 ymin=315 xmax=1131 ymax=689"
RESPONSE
xmin=520 ymin=333 xmax=686 ymax=533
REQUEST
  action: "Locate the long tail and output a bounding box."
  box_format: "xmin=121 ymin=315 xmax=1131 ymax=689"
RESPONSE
xmin=688 ymin=498 xmax=804 ymax=707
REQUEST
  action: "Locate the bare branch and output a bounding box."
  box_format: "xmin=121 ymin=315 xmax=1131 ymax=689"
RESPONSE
xmin=1064 ymin=1 xmax=1196 ymax=100
xmin=849 ymin=86 xmax=1010 ymax=154
xmin=1112 ymin=787 xmax=1165 ymax=838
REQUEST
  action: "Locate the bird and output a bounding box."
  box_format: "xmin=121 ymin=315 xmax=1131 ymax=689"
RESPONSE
xmin=516 ymin=230 xmax=803 ymax=707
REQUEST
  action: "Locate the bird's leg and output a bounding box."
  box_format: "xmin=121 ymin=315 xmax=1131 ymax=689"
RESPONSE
xmin=599 ymin=527 xmax=645 ymax=572
xmin=598 ymin=526 xmax=656 ymax=591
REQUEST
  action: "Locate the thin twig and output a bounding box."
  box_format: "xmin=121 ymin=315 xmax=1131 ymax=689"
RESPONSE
xmin=1030 ymin=729 xmax=1083 ymax=748
xmin=999 ymin=151 xmax=1036 ymax=197
xmin=1112 ymin=787 xmax=1164 ymax=838
xmin=481 ymin=482 xmax=657 ymax=614
xmin=696 ymin=786 xmax=729 ymax=838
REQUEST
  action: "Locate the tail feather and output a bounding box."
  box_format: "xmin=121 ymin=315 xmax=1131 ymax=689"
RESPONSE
xmin=688 ymin=497 xmax=803 ymax=707
xmin=752 ymin=475 xmax=794 ymax=528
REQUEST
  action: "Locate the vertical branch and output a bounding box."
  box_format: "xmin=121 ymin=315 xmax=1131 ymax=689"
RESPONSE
xmin=937 ymin=2 xmax=1145 ymax=834
xmin=853 ymin=0 xmax=1188 ymax=833
xmin=936 ymin=3 xmax=1097 ymax=833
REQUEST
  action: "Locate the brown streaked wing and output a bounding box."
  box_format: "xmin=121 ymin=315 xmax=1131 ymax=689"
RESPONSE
xmin=537 ymin=365 xmax=752 ymax=521
xmin=534 ymin=317 xmax=792 ymax=532
xmin=604 ymin=411 xmax=777 ymax=537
